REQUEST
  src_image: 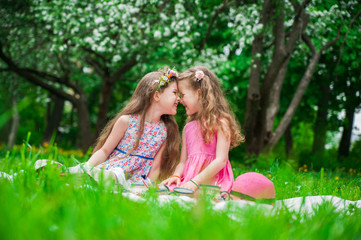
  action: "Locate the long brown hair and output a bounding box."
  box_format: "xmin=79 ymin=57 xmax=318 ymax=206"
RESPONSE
xmin=178 ymin=66 xmax=244 ymax=149
xmin=93 ymin=68 xmax=180 ymax=180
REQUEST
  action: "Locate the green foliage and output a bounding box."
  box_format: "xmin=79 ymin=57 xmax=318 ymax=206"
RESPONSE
xmin=1 ymin=0 xmax=360 ymax=169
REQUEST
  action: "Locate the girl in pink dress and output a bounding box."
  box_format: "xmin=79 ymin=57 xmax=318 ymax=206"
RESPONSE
xmin=69 ymin=68 xmax=181 ymax=183
xmin=163 ymin=66 xmax=244 ymax=193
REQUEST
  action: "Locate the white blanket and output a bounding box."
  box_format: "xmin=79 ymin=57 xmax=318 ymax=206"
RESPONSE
xmin=121 ymin=191 xmax=361 ymax=217
xmin=1 ymin=170 xmax=360 ymax=217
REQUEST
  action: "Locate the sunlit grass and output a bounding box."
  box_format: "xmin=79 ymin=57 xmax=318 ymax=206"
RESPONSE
xmin=0 ymin=136 xmax=361 ymax=239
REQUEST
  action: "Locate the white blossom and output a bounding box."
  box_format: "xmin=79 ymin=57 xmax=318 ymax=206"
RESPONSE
xmin=94 ymin=17 xmax=104 ymax=24
xmin=154 ymin=30 xmax=161 ymax=39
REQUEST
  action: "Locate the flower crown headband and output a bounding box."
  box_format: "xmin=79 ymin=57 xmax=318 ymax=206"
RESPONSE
xmin=154 ymin=68 xmax=178 ymax=90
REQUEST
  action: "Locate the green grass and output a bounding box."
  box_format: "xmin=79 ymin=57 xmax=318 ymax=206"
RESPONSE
xmin=1 ymin=141 xmax=361 ymax=240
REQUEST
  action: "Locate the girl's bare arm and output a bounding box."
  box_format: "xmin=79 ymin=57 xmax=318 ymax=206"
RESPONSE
xmin=87 ymin=115 xmax=129 ymax=167
xmin=162 ymin=128 xmax=187 ymax=186
xmin=147 ymin=140 xmax=166 ymax=181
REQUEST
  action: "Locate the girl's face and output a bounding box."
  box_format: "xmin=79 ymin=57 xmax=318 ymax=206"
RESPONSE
xmin=178 ymin=80 xmax=200 ymax=115
xmin=158 ymin=81 xmax=180 ymax=115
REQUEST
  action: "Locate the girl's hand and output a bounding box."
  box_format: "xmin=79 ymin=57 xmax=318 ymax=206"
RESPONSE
xmin=180 ymin=181 xmax=198 ymax=192
xmin=162 ymin=176 xmax=181 ymax=187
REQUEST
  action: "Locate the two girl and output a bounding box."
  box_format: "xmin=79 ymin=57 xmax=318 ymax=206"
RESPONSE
xmin=55 ymin=66 xmax=243 ymax=194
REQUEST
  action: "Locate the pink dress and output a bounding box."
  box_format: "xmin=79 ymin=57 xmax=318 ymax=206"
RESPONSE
xmin=101 ymin=114 xmax=167 ymax=182
xmin=179 ymin=120 xmax=234 ymax=192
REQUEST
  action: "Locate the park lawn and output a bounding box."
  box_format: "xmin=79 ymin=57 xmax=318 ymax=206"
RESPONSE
xmin=0 ymin=144 xmax=361 ymax=240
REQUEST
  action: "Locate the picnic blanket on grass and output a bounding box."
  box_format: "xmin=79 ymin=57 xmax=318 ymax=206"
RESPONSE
xmin=1 ymin=170 xmax=360 ymax=218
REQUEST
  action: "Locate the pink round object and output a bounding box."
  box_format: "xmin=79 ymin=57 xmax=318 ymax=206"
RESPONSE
xmin=232 ymin=172 xmax=275 ymax=201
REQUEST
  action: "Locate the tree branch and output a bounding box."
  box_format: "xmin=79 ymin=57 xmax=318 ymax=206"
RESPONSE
xmin=273 ymin=0 xmax=286 ymax=56
xmin=18 ymin=69 xmax=77 ymax=103
xmin=0 ymin=67 xmax=11 ymax=72
xmin=83 ymin=47 xmax=108 ymax=64
xmin=21 ymin=67 xmax=83 ymax=94
xmin=290 ymin=0 xmax=310 ymax=20
xmin=0 ymin=42 xmax=78 ymax=103
xmin=301 ymin=34 xmax=316 ymax=55
xmin=83 ymin=47 xmax=109 ymax=78
xmin=110 ymin=56 xmax=138 ymax=83
xmin=85 ymin=55 xmax=106 ymax=78
xmin=321 ymin=26 xmax=341 ymax=52
xmin=336 ymin=8 xmax=361 ymax=62
xmin=261 ymin=0 xmax=309 ymax=97
xmin=56 ymin=53 xmax=69 ymax=79
xmin=265 ymin=51 xmax=321 ymax=152
xmin=199 ymin=0 xmax=230 ymax=51
xmin=265 ymin=17 xmax=341 ymax=152
xmin=334 ymin=8 xmax=361 ymax=83
xmin=286 ymin=0 xmax=310 ymax=54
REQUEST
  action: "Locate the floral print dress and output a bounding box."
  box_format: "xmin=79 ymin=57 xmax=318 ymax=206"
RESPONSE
xmin=101 ymin=114 xmax=167 ymax=182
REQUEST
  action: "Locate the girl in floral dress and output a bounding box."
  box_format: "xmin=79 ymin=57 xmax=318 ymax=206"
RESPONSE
xmin=69 ymin=68 xmax=181 ymax=184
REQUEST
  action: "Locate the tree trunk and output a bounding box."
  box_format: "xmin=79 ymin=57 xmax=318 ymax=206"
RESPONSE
xmin=285 ymin=123 xmax=293 ymax=156
xmin=244 ymin=0 xmax=272 ymax=155
xmin=76 ymin=95 xmax=94 ymax=153
xmin=265 ymin=51 xmax=321 ymax=152
xmin=338 ymin=104 xmax=355 ymax=158
xmin=95 ymin=78 xmax=115 ymax=137
xmin=253 ymin=0 xmax=288 ymax=155
xmin=312 ymin=83 xmax=330 ymax=155
xmin=265 ymin=56 xmax=291 ymax=141
xmin=42 ymin=94 xmax=65 ymax=144
xmin=8 ymin=96 xmax=19 ymax=149
xmin=86 ymin=54 xmax=137 ymax=140
xmin=264 ymin=26 xmax=340 ymax=153
xmin=0 ymin=45 xmax=95 ymax=152
xmin=0 ymin=43 xmax=95 ymax=152
xmin=245 ymin=0 xmax=309 ymax=156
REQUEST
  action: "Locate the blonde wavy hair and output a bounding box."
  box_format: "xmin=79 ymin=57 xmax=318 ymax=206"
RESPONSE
xmin=92 ymin=68 xmax=180 ymax=180
xmin=178 ymin=66 xmax=244 ymax=149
